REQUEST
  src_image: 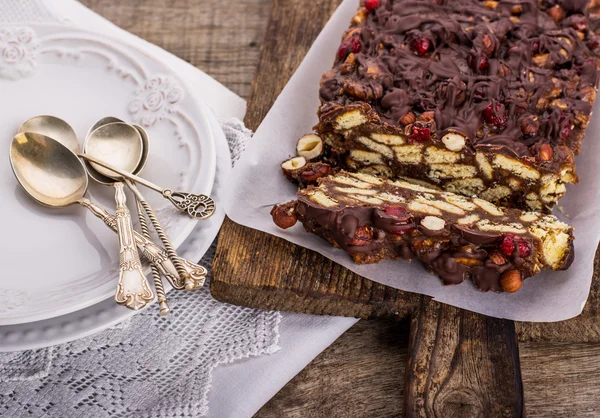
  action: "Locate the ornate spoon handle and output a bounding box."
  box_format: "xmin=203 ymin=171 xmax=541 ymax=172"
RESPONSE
xmin=78 ymin=198 xmax=207 ymax=290
xmin=163 ymin=190 xmax=216 ymax=221
xmin=136 ymin=198 xmax=170 ymax=316
xmin=77 ymin=153 xmax=216 ymax=220
xmin=113 ymin=183 xmax=154 ymax=310
xmin=126 ymin=180 xmax=201 ymax=290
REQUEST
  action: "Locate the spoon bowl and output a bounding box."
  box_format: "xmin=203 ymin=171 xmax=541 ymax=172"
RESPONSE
xmin=10 ymin=133 xmax=88 ymax=208
xmin=85 ymin=122 xmax=150 ymax=185
xmin=86 ymin=116 xmax=124 ymax=140
xmin=18 ymin=115 xmax=79 ymax=153
xmin=84 ymin=123 xmax=143 ymax=179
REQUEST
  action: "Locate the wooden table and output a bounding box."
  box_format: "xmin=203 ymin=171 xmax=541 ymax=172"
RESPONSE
xmin=83 ymin=1 xmax=600 ymax=416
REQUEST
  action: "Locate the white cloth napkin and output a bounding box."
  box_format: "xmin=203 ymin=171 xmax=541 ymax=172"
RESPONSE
xmin=0 ymin=1 xmax=358 ymax=417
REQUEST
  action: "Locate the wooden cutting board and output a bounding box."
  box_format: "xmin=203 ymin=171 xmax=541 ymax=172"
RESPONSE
xmin=211 ymin=1 xmax=600 ymax=415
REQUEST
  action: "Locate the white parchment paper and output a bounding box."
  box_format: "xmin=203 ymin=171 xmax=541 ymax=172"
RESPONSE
xmin=224 ymin=0 xmax=600 ymax=322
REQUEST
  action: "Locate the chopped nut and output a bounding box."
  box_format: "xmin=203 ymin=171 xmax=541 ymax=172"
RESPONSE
xmin=300 ymin=162 xmax=332 ymax=184
xmin=547 ymin=5 xmax=564 ymax=24
xmin=417 ymin=111 xmax=435 ymax=122
xmin=488 ymin=251 xmax=507 ymax=265
xmin=500 ymin=270 xmax=523 ymax=293
xmin=532 ymin=54 xmax=549 ymax=67
xmin=421 ymin=216 xmax=446 ymax=231
xmin=511 ymin=4 xmax=522 ymax=15
xmin=352 ymin=9 xmax=368 ymax=25
xmin=270 ymin=202 xmax=298 ymax=229
xmin=580 ymin=86 xmax=597 ymax=105
xmin=484 ymin=0 xmax=498 ymax=9
xmin=296 ymin=134 xmax=324 ymax=161
xmin=281 ymin=156 xmax=307 ymax=178
xmin=498 ymin=62 xmax=511 ymax=78
xmin=340 ymin=53 xmax=357 ymax=74
xmin=520 ymin=115 xmax=539 ymax=136
xmin=399 ymin=111 xmax=416 ymax=125
xmin=538 ymin=144 xmax=554 ymax=162
xmin=349 ymin=226 xmax=373 ymax=246
xmin=441 ymin=132 xmax=466 ymax=152
xmin=455 ymin=258 xmax=484 ymax=267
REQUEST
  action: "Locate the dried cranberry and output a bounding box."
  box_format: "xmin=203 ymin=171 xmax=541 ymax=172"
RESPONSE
xmin=408 ymin=125 xmax=431 ymax=143
xmin=558 ymin=114 xmax=573 ymax=141
xmin=364 ymin=0 xmax=380 ymax=11
xmin=350 ymin=37 xmax=361 ymax=53
xmin=482 ymin=100 xmax=508 ymax=130
xmin=469 ymin=53 xmax=489 ymax=73
xmin=337 ymin=43 xmax=348 ymax=60
xmin=349 ymin=226 xmax=373 ymax=246
xmin=410 ymin=37 xmax=431 ymax=56
xmin=338 ymin=37 xmax=361 ymax=60
xmin=500 ymin=234 xmax=531 ymax=258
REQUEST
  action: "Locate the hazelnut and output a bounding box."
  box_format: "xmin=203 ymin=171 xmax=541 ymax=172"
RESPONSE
xmin=498 ymin=62 xmax=511 ymax=78
xmin=538 ymin=143 xmax=554 ymax=162
xmin=281 ymin=156 xmax=307 ymax=177
xmin=488 ymin=251 xmax=506 ymax=265
xmin=300 ymin=162 xmax=332 ymax=184
xmin=500 ymin=270 xmax=523 ymax=293
xmin=421 ymin=216 xmax=446 ymax=231
xmin=547 ymin=5 xmax=564 ymax=24
xmin=417 ymin=111 xmax=435 ymax=122
xmin=520 ymin=115 xmax=539 ymax=136
xmin=349 ymin=226 xmax=373 ymax=246
xmin=399 ymin=111 xmax=416 ymax=125
xmin=270 ymin=202 xmax=298 ymax=229
xmin=296 ymin=134 xmax=324 ymax=161
xmin=441 ymin=132 xmax=466 ymax=152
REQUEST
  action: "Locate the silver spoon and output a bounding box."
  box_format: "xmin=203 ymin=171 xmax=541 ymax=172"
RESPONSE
xmin=86 ymin=122 xmax=201 ymax=291
xmin=20 ymin=116 xmax=215 ymax=220
xmin=18 ymin=116 xmax=206 ymax=290
xmin=87 ymin=121 xmax=175 ymax=309
xmin=10 ymin=132 xmax=154 ymax=311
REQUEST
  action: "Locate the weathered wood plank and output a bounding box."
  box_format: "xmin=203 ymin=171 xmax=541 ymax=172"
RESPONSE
xmin=255 ymin=319 xmax=410 ymax=418
xmin=404 ymin=298 xmax=524 ymax=418
xmin=80 ymin=0 xmax=271 ymax=99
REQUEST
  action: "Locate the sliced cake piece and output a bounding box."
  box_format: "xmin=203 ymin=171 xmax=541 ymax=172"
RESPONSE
xmin=285 ymin=0 xmax=600 ymax=211
xmin=271 ymin=172 xmax=574 ymax=293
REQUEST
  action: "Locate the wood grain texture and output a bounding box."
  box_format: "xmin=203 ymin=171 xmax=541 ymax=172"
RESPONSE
xmin=405 ymin=299 xmax=524 ymax=418
xmin=255 ymin=319 xmax=410 ymax=418
xmin=79 ymin=0 xmax=271 ymax=99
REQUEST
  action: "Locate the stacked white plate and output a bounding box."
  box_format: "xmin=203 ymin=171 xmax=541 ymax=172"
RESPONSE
xmin=0 ymin=24 xmax=231 ymax=351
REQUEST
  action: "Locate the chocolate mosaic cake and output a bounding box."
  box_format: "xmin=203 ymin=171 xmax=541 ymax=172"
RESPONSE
xmin=271 ymin=172 xmax=574 ymax=293
xmin=286 ymin=0 xmax=600 ymax=211
xmin=272 ymin=0 xmax=593 ymax=291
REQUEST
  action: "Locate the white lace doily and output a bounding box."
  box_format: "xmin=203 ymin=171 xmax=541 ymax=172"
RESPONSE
xmin=0 ymin=119 xmax=282 ymax=417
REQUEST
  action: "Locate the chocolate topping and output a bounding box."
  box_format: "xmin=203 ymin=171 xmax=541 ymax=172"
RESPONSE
xmin=319 ymin=0 xmax=599 ymax=165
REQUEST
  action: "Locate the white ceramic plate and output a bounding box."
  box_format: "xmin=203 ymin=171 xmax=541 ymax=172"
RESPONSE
xmin=0 ymin=24 xmax=217 ymax=325
xmin=0 ymin=102 xmax=230 ymax=352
